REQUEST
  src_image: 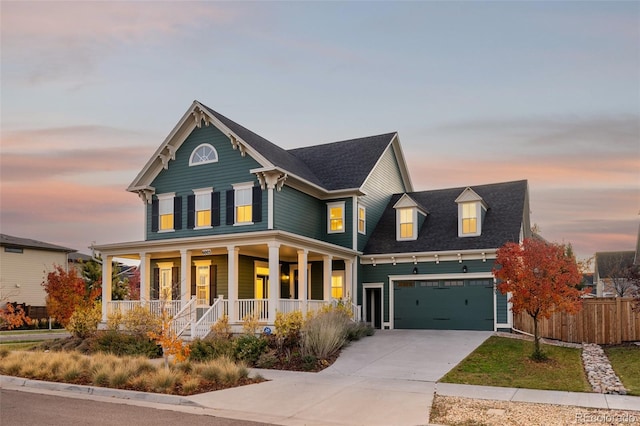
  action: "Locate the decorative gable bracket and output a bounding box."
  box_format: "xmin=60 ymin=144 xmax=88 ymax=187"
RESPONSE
xmin=192 ymin=106 xmax=213 ymax=128
xmin=134 ymin=187 xmax=156 ymax=204
xmin=158 ymin=145 xmax=177 ymax=170
xmin=255 ymin=170 xmax=288 ymax=191
xmin=229 ymin=134 xmax=247 ymax=157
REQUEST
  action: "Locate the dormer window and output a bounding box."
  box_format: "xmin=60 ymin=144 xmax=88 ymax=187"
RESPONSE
xmin=455 ymin=187 xmax=488 ymax=237
xmin=393 ymin=194 xmax=427 ymax=241
xmin=189 ymin=143 xmax=218 ymax=166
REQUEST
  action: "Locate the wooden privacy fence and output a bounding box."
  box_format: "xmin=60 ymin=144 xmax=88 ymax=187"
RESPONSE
xmin=513 ymin=298 xmax=640 ymax=345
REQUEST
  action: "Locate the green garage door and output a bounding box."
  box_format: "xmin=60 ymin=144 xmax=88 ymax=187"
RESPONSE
xmin=394 ymin=279 xmax=494 ymax=330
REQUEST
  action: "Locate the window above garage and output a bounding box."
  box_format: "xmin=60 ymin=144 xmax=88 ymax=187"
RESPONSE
xmin=393 ymin=194 xmax=428 ymax=241
xmin=455 ymin=187 xmax=488 ymax=237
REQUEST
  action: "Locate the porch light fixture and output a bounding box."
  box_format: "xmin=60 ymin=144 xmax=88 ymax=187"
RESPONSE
xmin=412 ymin=267 xmax=418 ymax=274
xmin=462 ymin=265 xmax=468 ymax=273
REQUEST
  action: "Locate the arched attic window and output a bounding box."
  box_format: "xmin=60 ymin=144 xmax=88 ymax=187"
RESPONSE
xmin=189 ymin=143 xmax=218 ymax=166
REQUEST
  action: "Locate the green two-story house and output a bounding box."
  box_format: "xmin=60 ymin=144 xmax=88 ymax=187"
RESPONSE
xmin=95 ymin=101 xmax=530 ymax=336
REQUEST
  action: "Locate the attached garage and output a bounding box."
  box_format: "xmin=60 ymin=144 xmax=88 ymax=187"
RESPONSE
xmin=393 ymin=279 xmax=494 ymax=331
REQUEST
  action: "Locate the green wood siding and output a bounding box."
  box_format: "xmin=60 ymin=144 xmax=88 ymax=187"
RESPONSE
xmin=147 ymin=125 xmax=267 ymax=240
xmin=322 ymin=198 xmax=352 ymax=249
xmin=238 ymin=255 xmax=256 ymax=299
xmin=357 ymin=145 xmax=407 ymax=251
xmin=496 ymin=292 xmax=508 ymax=323
xmin=273 ymin=186 xmax=323 ymax=239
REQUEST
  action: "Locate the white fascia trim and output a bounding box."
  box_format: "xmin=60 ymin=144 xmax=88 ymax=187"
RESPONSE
xmin=362 ymin=248 xmax=497 ymax=265
xmin=389 ymin=134 xmax=413 ymax=192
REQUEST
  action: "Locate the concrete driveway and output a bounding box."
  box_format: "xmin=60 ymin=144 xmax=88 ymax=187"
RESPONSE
xmin=188 ymin=330 xmax=492 ymax=426
xmin=321 ymin=329 xmax=492 ymax=382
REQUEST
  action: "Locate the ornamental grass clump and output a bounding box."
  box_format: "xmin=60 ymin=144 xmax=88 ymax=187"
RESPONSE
xmin=301 ymin=309 xmax=350 ymax=360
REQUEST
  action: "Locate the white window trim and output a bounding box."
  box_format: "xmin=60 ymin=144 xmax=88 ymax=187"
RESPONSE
xmin=157 ymin=192 xmax=175 ymax=233
xmin=233 ymin=182 xmax=254 ymax=226
xmin=193 ymin=187 xmax=214 ymax=230
xmin=189 ymin=143 xmax=218 ymax=166
xmin=327 ymin=201 xmax=345 ymax=234
xmin=458 ymin=201 xmax=482 ymax=237
xmin=358 ymin=205 xmax=366 ymax=235
xmin=396 ymin=207 xmax=417 ymax=241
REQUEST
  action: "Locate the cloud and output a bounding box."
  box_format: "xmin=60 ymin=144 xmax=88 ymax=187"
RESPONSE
xmin=1 ymin=2 xmax=239 ymax=86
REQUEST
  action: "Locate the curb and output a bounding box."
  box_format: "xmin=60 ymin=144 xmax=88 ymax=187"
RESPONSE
xmin=0 ymin=375 xmax=203 ymax=407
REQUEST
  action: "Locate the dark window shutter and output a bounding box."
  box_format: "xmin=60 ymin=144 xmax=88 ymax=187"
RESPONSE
xmin=190 ymin=266 xmax=196 ymax=298
xmin=151 ymin=199 xmax=159 ymax=232
xmin=252 ymin=186 xmax=262 ymax=223
xmin=211 ymin=191 xmax=220 ymax=226
xmin=209 ymin=265 xmax=217 ymax=304
xmin=174 ymin=196 xmax=182 ymax=230
xmin=172 ymin=267 xmax=180 ymax=300
xmin=187 ymin=195 xmax=195 ymax=229
xmin=226 ymin=189 xmax=234 ymax=225
xmin=152 ymin=268 xmax=160 ymax=299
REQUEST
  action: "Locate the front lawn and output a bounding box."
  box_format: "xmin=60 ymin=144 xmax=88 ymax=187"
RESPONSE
xmin=604 ymin=344 xmax=640 ymax=396
xmin=439 ymin=336 xmax=591 ymax=392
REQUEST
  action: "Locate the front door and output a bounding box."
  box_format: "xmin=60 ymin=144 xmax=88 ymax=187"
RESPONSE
xmin=365 ymin=287 xmax=382 ymax=329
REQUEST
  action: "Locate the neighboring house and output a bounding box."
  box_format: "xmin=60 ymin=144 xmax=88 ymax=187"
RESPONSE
xmin=68 ymin=252 xmax=93 ymax=276
xmin=581 ymin=273 xmax=596 ymax=296
xmin=0 ymin=234 xmax=76 ymax=315
xmin=594 ymin=251 xmax=638 ymax=297
xmin=94 ymin=101 xmax=532 ymax=335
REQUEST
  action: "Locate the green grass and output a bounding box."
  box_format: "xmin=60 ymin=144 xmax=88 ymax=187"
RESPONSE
xmin=440 ymin=336 xmax=591 ymax=392
xmin=0 ymin=329 xmax=64 ymax=335
xmin=604 ymin=345 xmax=640 ymax=396
xmin=0 ymin=341 xmax=42 ymax=351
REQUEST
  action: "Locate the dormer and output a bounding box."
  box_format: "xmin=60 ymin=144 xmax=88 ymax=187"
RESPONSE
xmin=393 ymin=194 xmax=428 ymax=241
xmin=455 ymin=187 xmax=488 ymax=237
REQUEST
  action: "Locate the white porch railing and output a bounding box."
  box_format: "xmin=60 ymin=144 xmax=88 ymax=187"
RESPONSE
xmin=235 ymin=299 xmax=269 ymax=322
xmin=107 ymin=300 xmax=183 ymax=319
xmin=172 ymin=297 xmax=197 ymax=336
xmin=192 ymin=297 xmax=228 ymax=339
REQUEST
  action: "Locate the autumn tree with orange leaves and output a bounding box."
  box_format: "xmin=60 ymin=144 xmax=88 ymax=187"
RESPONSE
xmin=42 ymin=265 xmax=100 ymax=326
xmin=494 ymin=238 xmax=586 ymax=360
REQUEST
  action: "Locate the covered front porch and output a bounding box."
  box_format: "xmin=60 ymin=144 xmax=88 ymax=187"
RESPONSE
xmin=97 ymin=231 xmax=361 ymax=338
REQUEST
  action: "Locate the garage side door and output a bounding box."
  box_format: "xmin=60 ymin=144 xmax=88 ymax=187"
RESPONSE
xmin=394 ymin=279 xmax=494 ymax=330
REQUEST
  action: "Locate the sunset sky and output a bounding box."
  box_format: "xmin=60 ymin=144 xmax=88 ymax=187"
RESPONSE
xmin=1 ymin=1 xmax=638 ymax=263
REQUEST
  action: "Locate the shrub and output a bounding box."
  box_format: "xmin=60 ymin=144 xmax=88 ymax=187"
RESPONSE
xmin=91 ymin=330 xmax=162 ymax=357
xmin=149 ymin=369 xmax=181 ymax=393
xmin=346 ymin=322 xmax=375 ymax=341
xmin=121 ymin=306 xmax=162 ymax=336
xmin=233 ymin=334 xmax=268 ymax=365
xmin=210 ymin=314 xmax=232 ymax=339
xmin=256 ymin=349 xmax=278 ymax=369
xmin=189 ymin=337 xmax=234 ymax=362
xmin=241 ymin=311 xmax=262 ymax=335
xmin=301 ymin=309 xmax=350 ymax=360
xmin=66 ymin=302 xmax=101 ymax=338
xmin=106 ymin=311 xmax=123 ymax=331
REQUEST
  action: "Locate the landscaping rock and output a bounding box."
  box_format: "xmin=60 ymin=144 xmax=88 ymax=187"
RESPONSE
xmin=581 ymin=343 xmax=627 ymax=395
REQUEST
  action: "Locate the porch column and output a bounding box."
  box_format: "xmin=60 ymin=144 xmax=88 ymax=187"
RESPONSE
xmin=138 ymin=252 xmax=150 ymax=303
xmin=345 ymin=258 xmax=353 ymax=300
xmin=268 ymin=242 xmax=280 ymax=323
xmin=297 ymin=249 xmax=308 ymax=313
xmin=227 ymin=246 xmax=239 ymax=322
xmin=180 ymin=249 xmax=191 ymax=307
xmin=101 ymin=255 xmax=113 ymax=322
xmin=323 ymin=255 xmax=333 ymax=301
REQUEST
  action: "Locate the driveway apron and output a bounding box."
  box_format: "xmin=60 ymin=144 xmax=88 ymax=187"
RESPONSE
xmin=188 ymin=330 xmax=491 ymax=426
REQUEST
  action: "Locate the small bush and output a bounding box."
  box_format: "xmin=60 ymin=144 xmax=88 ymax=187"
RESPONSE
xmin=241 ymin=311 xmax=262 ymax=335
xmin=66 ymin=302 xmax=101 ymax=338
xmin=210 ymin=314 xmax=232 ymax=339
xmin=233 ymin=334 xmax=268 ymax=365
xmin=256 ymin=349 xmax=278 ymax=369
xmin=91 ymin=330 xmax=162 ymax=357
xmin=121 ymin=306 xmax=162 ymax=336
xmin=346 ymin=322 xmax=375 ymax=341
xmin=149 ymin=369 xmax=181 ymax=393
xmin=189 ymin=337 xmax=234 ymax=362
xmin=301 ymin=310 xmax=350 ymax=360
